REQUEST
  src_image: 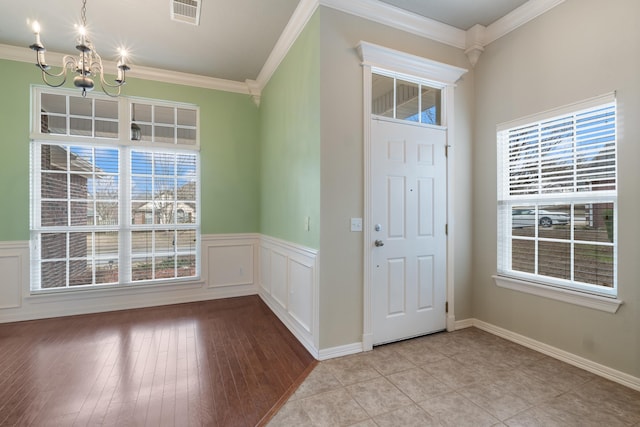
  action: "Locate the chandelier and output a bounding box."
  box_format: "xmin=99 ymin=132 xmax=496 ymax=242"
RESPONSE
xmin=29 ymin=0 xmax=131 ymax=97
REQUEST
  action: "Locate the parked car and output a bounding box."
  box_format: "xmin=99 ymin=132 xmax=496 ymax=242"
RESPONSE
xmin=512 ymin=209 xmax=570 ymax=227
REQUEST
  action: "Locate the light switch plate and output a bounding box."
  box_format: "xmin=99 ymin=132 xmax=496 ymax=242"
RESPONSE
xmin=350 ymin=218 xmax=363 ymax=232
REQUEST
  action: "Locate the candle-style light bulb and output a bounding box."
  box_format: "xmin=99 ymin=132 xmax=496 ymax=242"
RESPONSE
xmin=29 ymin=20 xmax=48 ymax=67
xmin=116 ymin=47 xmax=129 ymax=83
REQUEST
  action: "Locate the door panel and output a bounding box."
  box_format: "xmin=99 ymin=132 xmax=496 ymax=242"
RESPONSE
xmin=371 ymin=118 xmax=447 ymax=345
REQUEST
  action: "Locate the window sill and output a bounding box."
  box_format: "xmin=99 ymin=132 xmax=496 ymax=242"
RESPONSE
xmin=26 ymin=278 xmax=205 ymax=303
xmin=492 ymin=275 xmax=623 ymax=313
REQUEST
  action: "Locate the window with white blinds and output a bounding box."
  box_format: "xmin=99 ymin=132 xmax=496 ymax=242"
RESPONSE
xmin=30 ymin=88 xmax=200 ymax=291
xmin=497 ymin=94 xmax=617 ymax=297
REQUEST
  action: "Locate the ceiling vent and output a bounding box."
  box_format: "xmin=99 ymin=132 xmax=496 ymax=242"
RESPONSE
xmin=171 ymin=0 xmax=201 ymax=25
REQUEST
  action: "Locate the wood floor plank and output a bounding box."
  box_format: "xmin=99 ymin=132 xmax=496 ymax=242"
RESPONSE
xmin=0 ymin=296 xmax=315 ymax=426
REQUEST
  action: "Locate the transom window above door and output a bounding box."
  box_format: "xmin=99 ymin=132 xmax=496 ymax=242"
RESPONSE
xmin=371 ymin=71 xmax=442 ymax=125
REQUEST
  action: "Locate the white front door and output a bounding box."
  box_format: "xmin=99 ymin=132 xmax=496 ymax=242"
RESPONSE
xmin=371 ymin=118 xmax=447 ymax=345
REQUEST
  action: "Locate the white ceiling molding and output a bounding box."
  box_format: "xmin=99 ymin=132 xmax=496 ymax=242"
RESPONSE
xmin=255 ymin=0 xmax=320 ymax=90
xmin=358 ymin=41 xmax=467 ymax=86
xmin=485 ymin=0 xmax=566 ymax=45
xmin=321 ymin=0 xmax=466 ymax=49
xmin=464 ymin=24 xmax=486 ymax=68
xmin=0 ymin=43 xmax=251 ymax=95
xmin=0 ymin=0 xmax=565 ymax=97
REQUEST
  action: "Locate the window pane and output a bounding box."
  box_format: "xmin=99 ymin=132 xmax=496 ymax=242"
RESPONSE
xmin=155 ymin=256 xmax=175 ymax=279
xmin=511 ymin=205 xmax=536 ymax=229
xmin=95 ymin=202 xmax=118 ymax=225
xmin=396 ymin=79 xmax=419 ymax=121
xmin=177 ymin=230 xmax=196 ymax=252
xmin=69 ymin=96 xmax=92 ymax=117
xmin=42 ymin=144 xmax=68 ymax=171
xmin=42 ymin=201 xmax=68 ymax=226
xmin=132 ymin=151 xmax=153 ymax=175
xmin=511 ymin=238 xmax=535 ymax=274
xmin=41 ymin=233 xmax=66 ymax=260
xmin=580 ymin=203 xmax=614 ymax=243
xmin=177 ymin=255 xmax=196 ymax=277
xmin=41 ymin=261 xmax=66 ymax=288
xmin=41 ymin=93 xmax=66 ymax=115
xmin=538 ymin=205 xmax=570 ymax=239
xmin=132 ymin=103 xmax=152 ymax=122
xmin=155 ymin=106 xmax=175 ymax=125
xmin=70 ymin=117 xmax=92 ymax=136
xmin=538 ymin=241 xmax=571 ymax=280
xmin=96 ymin=259 xmax=118 ymax=284
xmin=70 ymin=201 xmax=89 ymax=226
xmin=69 ymin=232 xmax=90 ymax=258
xmin=95 ymin=232 xmax=118 ymax=257
xmin=42 ymin=173 xmax=67 ymax=199
xmin=177 ymin=128 xmax=197 ymax=145
xmin=95 ymin=100 xmax=117 ymax=119
xmin=155 ymin=125 xmax=174 ymax=143
xmin=46 ymin=115 xmax=67 ymax=135
xmin=421 ymin=86 xmax=441 ymax=125
xmin=372 ymin=74 xmax=394 ymax=118
xmin=132 ymin=256 xmax=153 ymax=281
xmin=132 ymin=231 xmax=153 ymax=254
xmin=574 ymin=244 xmax=614 ymax=287
xmin=95 ymin=120 xmax=118 ymax=138
xmin=155 ymin=230 xmax=175 ymax=253
xmin=177 ymin=108 xmax=197 ymax=126
xmin=154 ymin=153 xmax=176 ymax=175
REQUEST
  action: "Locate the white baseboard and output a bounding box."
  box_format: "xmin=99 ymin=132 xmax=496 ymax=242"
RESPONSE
xmin=318 ymin=342 xmax=363 ymax=360
xmin=457 ymin=318 xmax=640 ymax=392
xmin=454 ymin=318 xmax=475 ymax=329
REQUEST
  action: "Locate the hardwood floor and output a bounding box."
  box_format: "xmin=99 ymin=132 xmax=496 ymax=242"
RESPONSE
xmin=0 ymin=295 xmax=317 ymax=426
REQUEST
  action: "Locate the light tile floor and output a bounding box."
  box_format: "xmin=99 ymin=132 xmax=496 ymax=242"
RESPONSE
xmin=268 ymin=327 xmax=640 ymax=426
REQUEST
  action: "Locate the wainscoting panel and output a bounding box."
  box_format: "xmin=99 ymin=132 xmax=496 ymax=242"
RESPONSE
xmin=259 ymin=235 xmax=319 ymax=358
xmin=270 ymin=250 xmax=289 ymax=309
xmin=0 ymin=234 xmax=260 ymax=324
xmin=206 ymin=242 xmax=254 ymax=288
xmin=0 ymin=241 xmax=28 ymax=309
xmin=289 ymin=258 xmax=313 ymax=334
xmin=259 ymin=245 xmax=271 ymax=294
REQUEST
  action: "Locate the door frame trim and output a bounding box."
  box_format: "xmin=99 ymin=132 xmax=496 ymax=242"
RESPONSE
xmin=358 ymin=41 xmax=467 ymax=350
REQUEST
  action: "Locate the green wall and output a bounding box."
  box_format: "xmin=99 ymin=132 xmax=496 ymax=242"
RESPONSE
xmin=0 ymin=59 xmax=260 ymax=240
xmin=259 ymin=12 xmax=321 ymax=249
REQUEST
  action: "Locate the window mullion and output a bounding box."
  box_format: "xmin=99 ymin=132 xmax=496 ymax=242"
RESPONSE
xmin=120 ymin=146 xmax=131 ymax=284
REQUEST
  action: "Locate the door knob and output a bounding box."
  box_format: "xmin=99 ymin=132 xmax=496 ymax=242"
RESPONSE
xmin=374 ymin=240 xmax=384 ymax=247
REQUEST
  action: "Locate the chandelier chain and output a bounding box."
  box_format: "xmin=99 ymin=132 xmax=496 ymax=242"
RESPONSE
xmin=81 ymin=0 xmax=87 ymax=29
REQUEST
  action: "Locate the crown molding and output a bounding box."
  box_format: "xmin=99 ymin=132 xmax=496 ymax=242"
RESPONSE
xmin=255 ymin=0 xmax=320 ymax=89
xmin=485 ymin=0 xmax=566 ymax=45
xmin=0 ymin=43 xmax=251 ymax=95
xmin=320 ymin=0 xmax=466 ymax=49
xmin=1 ymin=0 xmax=566 ymax=97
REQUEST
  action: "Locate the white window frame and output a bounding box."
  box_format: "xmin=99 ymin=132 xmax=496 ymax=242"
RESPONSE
xmin=30 ymin=86 xmax=201 ymax=293
xmin=494 ymin=93 xmax=622 ymax=313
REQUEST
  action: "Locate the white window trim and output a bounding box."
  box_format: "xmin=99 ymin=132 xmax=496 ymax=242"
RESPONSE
xmin=30 ymin=87 xmax=201 ymax=293
xmin=493 ymin=275 xmax=622 ymax=313
xmin=495 ymin=93 xmax=621 ymax=311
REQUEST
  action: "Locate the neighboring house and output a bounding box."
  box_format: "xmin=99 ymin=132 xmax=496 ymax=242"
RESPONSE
xmin=132 ymin=200 xmax=196 ymax=225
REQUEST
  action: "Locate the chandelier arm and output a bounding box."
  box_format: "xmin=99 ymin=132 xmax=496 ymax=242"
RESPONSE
xmin=40 ymin=70 xmax=68 ymax=88
xmin=91 ymin=53 xmax=126 ymax=90
xmin=37 ymin=55 xmax=80 ymax=88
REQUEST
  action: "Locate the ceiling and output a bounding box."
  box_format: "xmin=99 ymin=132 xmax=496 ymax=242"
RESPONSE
xmin=0 ymin=0 xmax=532 ymax=84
